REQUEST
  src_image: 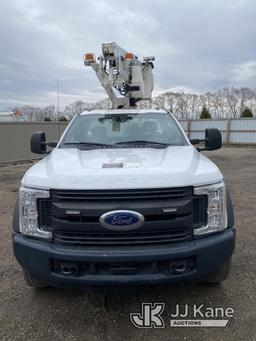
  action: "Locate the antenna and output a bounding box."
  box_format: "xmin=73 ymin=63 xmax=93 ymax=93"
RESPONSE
xmin=57 ymin=80 xmax=60 ymax=138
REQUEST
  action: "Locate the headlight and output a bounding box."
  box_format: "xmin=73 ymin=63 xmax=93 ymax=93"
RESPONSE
xmin=19 ymin=186 xmax=52 ymax=239
xmin=194 ymin=182 xmax=227 ymax=236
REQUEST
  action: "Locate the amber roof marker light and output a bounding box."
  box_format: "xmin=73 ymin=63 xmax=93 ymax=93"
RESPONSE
xmin=124 ymin=52 xmax=134 ymax=60
xmin=83 ymin=53 xmax=96 ymax=65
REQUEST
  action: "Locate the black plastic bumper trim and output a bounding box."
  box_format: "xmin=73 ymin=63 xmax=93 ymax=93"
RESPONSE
xmin=13 ymin=228 xmax=235 ymax=286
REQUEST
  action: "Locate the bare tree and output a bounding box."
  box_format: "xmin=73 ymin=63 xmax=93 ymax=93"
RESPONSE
xmin=11 ymin=87 xmax=256 ymax=121
xmin=212 ymin=90 xmax=226 ymax=118
xmin=175 ymin=93 xmax=190 ymax=119
xmin=224 ymin=87 xmax=240 ymax=118
xmin=188 ymin=94 xmax=199 ymax=118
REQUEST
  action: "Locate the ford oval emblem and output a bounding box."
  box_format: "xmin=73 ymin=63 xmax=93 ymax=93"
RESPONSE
xmin=99 ymin=210 xmax=144 ymax=231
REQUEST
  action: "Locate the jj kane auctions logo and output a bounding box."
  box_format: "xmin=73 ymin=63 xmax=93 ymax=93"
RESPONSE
xmin=130 ymin=303 xmax=234 ymax=328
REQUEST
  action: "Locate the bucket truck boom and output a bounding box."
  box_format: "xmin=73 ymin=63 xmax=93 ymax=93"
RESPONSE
xmin=83 ymin=42 xmax=154 ymax=109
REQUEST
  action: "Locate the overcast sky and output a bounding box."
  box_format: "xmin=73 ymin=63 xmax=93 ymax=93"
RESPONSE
xmin=0 ymin=0 xmax=255 ymax=109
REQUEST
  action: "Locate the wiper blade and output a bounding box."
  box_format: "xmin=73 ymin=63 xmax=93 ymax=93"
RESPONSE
xmin=116 ymin=140 xmax=171 ymax=146
xmin=63 ymin=142 xmax=114 ymax=147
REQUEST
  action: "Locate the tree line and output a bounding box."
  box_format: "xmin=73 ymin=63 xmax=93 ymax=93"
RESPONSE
xmin=149 ymin=86 xmax=255 ymax=119
xmin=12 ymin=86 xmax=255 ymax=121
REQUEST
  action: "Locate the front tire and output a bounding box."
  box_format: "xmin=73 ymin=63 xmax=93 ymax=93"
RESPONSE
xmin=23 ymin=269 xmax=49 ymax=288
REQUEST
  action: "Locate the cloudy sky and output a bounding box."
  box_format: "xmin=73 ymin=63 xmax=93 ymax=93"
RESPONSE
xmin=0 ymin=0 xmax=255 ymax=109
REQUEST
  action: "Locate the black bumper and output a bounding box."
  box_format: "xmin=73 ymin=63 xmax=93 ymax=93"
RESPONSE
xmin=13 ymin=228 xmax=235 ymax=287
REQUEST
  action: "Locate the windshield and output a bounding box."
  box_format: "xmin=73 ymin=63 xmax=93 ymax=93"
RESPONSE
xmin=60 ymin=112 xmax=187 ymax=148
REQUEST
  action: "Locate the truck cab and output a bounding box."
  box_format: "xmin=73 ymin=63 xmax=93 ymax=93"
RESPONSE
xmin=12 ymin=109 xmax=235 ymax=288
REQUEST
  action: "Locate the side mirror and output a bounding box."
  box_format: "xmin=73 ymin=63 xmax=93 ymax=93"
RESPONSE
xmin=190 ymin=128 xmax=222 ymax=151
xmin=31 ymin=131 xmax=58 ymax=154
xmin=31 ymin=131 xmax=47 ymax=154
xmin=205 ymin=128 xmax=222 ymax=150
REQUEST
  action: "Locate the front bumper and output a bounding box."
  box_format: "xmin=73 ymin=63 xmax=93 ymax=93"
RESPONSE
xmin=13 ymin=228 xmax=235 ymax=287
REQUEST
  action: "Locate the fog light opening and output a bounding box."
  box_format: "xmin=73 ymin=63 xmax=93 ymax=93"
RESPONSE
xmin=52 ymin=260 xmax=79 ymax=276
xmin=60 ymin=262 xmax=79 ymax=276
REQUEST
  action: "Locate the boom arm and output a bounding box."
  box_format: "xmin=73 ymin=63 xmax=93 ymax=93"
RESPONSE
xmin=83 ymin=42 xmax=154 ymax=109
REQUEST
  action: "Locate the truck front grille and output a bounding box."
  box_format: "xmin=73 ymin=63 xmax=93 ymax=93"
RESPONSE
xmin=54 ymin=228 xmax=192 ymax=246
xmin=38 ymin=188 xmax=207 ymax=245
xmin=51 ymin=187 xmax=192 ymax=202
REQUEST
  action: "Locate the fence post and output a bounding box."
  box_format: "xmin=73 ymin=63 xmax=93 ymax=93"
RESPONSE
xmin=226 ymin=118 xmax=231 ymax=146
xmin=187 ymin=119 xmax=191 ymax=139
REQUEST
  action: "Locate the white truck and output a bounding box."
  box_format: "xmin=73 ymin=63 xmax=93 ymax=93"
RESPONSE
xmin=12 ymin=43 xmax=235 ymax=288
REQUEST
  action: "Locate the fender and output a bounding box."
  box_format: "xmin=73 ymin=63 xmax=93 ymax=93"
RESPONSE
xmin=12 ymin=197 xmax=19 ymax=233
xmin=227 ymin=190 xmax=235 ymax=228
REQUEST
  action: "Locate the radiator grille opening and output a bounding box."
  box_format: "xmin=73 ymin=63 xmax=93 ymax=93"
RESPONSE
xmin=51 ymin=187 xmax=193 ymax=202
xmin=192 ymin=196 xmax=207 ymax=228
xmin=38 ymin=188 xmax=207 ymax=245
xmin=37 ymin=199 xmax=52 ymax=231
xmin=54 ymin=228 xmax=192 ymax=246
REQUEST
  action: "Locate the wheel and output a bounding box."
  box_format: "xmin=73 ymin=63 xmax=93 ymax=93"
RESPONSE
xmin=23 ymin=269 xmax=49 ymax=288
xmin=206 ymin=260 xmax=231 ymax=284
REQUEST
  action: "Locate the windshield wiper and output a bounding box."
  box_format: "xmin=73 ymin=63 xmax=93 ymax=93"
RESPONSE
xmin=63 ymin=141 xmax=173 ymax=149
xmin=116 ymin=140 xmax=171 ymax=147
xmin=63 ymin=142 xmax=115 ymax=148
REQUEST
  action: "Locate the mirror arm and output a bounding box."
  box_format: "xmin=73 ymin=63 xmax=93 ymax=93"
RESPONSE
xmin=196 ymin=147 xmax=206 ymax=152
xmin=190 ymin=138 xmax=205 ymax=145
xmin=46 ymin=141 xmax=58 ymax=148
xmin=38 ymin=141 xmax=58 ymax=154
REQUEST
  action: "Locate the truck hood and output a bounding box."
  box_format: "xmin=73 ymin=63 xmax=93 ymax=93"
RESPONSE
xmin=22 ymin=146 xmax=223 ymax=190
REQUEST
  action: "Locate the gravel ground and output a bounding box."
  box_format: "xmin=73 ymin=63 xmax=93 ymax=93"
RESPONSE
xmin=0 ymin=147 xmax=256 ymax=341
